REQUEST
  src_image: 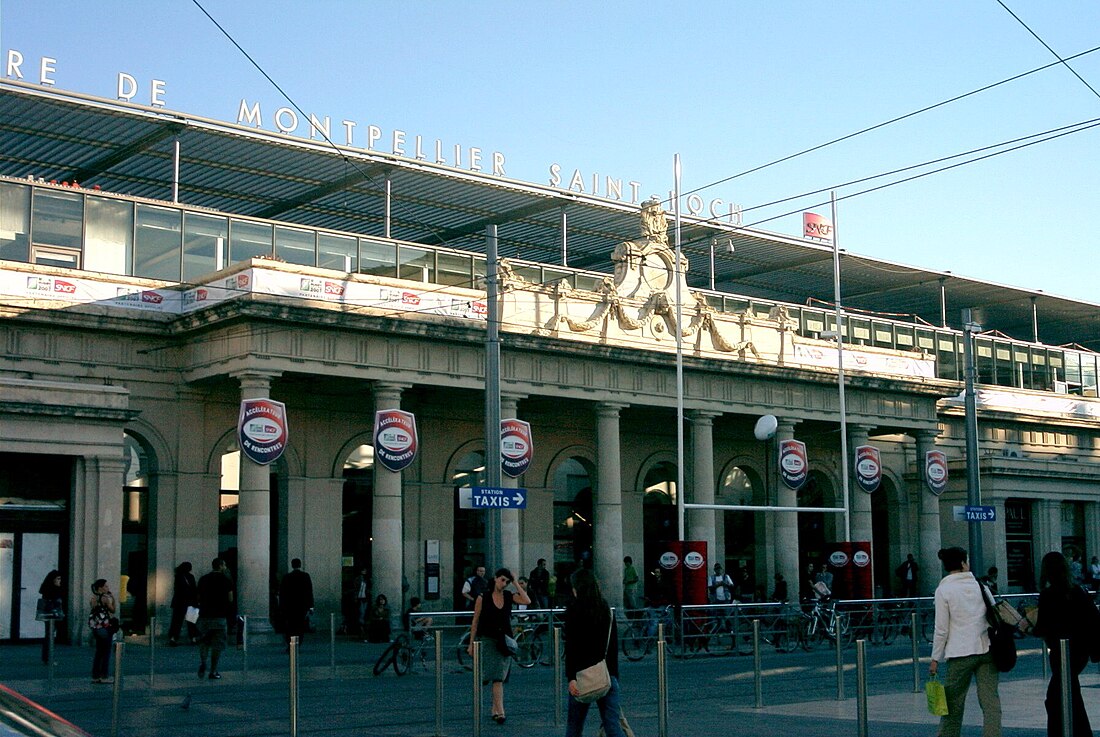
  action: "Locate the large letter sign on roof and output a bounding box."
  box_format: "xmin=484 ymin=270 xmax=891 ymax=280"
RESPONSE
xmin=374 ymin=409 xmax=418 ymax=473
xmin=238 ymin=398 xmax=288 ymax=465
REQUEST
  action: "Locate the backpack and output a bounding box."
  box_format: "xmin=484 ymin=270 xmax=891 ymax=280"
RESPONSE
xmin=88 ymin=604 xmax=110 ymax=630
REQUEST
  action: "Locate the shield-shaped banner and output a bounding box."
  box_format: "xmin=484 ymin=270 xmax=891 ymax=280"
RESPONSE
xmin=854 ymin=445 xmax=881 ymax=493
xmin=374 ymin=409 xmax=419 ymax=473
xmin=500 ymin=419 xmax=533 ymax=478
xmin=238 ymin=398 xmax=288 ymax=466
xmin=779 ymin=439 xmax=809 ymax=490
xmin=925 ymin=450 xmax=948 ymax=496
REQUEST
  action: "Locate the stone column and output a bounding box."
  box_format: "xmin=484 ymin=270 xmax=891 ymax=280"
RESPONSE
xmin=848 ymin=424 xmax=875 ymax=545
xmin=372 ymin=382 xmax=409 ymax=616
xmin=499 ymin=394 xmax=526 ymax=574
xmin=774 ymin=419 xmax=801 ymax=592
xmin=688 ymin=410 xmax=720 ymax=564
xmin=73 ymin=455 xmax=126 ymax=643
xmin=913 ymin=431 xmax=943 ymax=595
xmin=595 ymin=402 xmax=627 ymax=607
xmin=233 ymin=370 xmax=281 ymax=626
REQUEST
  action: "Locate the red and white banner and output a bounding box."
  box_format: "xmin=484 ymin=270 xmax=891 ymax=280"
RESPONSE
xmin=238 ymin=399 xmax=288 ymax=466
xmin=925 ymin=450 xmax=948 ymax=495
xmin=779 ymin=439 xmax=809 ymax=490
xmin=854 ymin=445 xmax=881 ymax=493
xmin=500 ymin=419 xmax=533 ymax=478
xmin=374 ymin=409 xmax=418 ymax=472
xmin=803 ymin=212 xmax=833 ymax=241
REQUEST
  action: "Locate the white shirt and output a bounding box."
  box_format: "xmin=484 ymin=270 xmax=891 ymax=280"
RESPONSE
xmin=930 ymin=571 xmax=990 ymax=663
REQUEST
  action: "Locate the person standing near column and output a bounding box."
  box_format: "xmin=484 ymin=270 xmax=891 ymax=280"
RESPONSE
xmin=87 ymin=579 xmax=116 ymax=684
xmin=167 ymin=562 xmax=198 ymax=646
xmin=196 ymin=558 xmax=233 ymax=680
xmin=929 ymin=546 xmax=1001 ymax=737
xmin=622 ymin=557 xmax=640 ymax=611
xmin=279 ymin=558 xmax=314 ymax=650
xmin=529 ymin=559 xmax=550 ymax=610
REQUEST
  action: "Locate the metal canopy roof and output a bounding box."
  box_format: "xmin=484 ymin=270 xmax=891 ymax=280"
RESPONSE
xmin=2 ymin=80 xmax=1097 ymax=349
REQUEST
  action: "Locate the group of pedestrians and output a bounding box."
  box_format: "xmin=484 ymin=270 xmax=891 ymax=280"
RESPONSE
xmin=930 ymin=545 xmax=1100 ymax=737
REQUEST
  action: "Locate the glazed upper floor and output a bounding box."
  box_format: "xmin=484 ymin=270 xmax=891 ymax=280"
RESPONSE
xmin=1 ymin=174 xmax=1098 ymax=406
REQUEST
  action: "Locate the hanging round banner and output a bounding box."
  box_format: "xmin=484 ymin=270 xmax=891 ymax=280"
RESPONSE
xmin=854 ymin=445 xmax=881 ymax=493
xmin=374 ymin=409 xmax=418 ymax=473
xmin=238 ymin=398 xmax=288 ymax=466
xmin=925 ymin=450 xmax=948 ymax=496
xmin=500 ymin=419 xmax=533 ymax=478
xmin=779 ymin=438 xmax=808 ymax=490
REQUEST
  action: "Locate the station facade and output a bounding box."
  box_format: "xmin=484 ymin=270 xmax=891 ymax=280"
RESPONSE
xmin=1 ymin=81 xmax=1098 ymax=641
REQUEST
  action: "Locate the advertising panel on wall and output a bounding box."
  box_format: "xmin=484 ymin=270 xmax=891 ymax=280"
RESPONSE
xmin=925 ymin=450 xmax=948 ymax=495
xmin=824 ymin=542 xmax=873 ymax=600
xmin=237 ymin=399 xmax=289 ymax=465
xmin=373 ymin=409 xmax=418 ymax=472
xmin=854 ymin=445 xmax=881 ymax=493
xmin=779 ymin=439 xmax=808 ymax=490
xmin=652 ymin=541 xmax=708 ymax=605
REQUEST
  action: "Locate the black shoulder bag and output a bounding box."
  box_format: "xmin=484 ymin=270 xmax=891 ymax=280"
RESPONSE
xmin=979 ymin=580 xmax=1016 ymax=672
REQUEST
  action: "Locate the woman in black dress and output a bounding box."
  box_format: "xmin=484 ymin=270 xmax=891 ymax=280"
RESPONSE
xmin=38 ymin=570 xmax=63 ymax=663
xmin=564 ymin=568 xmax=624 ymax=737
xmin=468 ymin=567 xmax=530 ymax=724
xmin=167 ymin=561 xmax=198 ymax=646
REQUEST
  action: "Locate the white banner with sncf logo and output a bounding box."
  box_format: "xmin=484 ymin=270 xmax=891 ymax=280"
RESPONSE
xmin=854 ymin=445 xmax=881 ymax=493
xmin=779 ymin=439 xmax=808 ymax=490
xmin=238 ymin=399 xmax=289 ymax=465
xmin=500 ymin=419 xmax=533 ymax=478
xmin=374 ymin=409 xmax=419 ymax=473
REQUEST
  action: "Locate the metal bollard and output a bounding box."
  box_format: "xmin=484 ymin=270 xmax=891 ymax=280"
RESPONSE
xmin=911 ymin=611 xmax=921 ymax=693
xmin=472 ymin=639 xmax=481 ymax=737
xmin=855 ymin=640 xmax=868 ymax=737
xmin=1043 ymin=641 xmax=1049 ymax=680
xmin=111 ymin=640 xmax=124 ymax=737
xmin=289 ymin=636 xmax=299 ymax=737
xmin=753 ymin=619 xmax=763 ymax=708
xmin=657 ymin=637 xmax=668 ymax=737
xmin=1060 ymin=639 xmax=1072 ymax=737
xmin=330 ymin=613 xmax=337 ymax=679
xmin=554 ymin=626 xmax=563 ymax=726
xmin=435 ymin=630 xmax=444 ymax=737
xmin=241 ymin=615 xmax=249 ymax=675
xmin=46 ymin=619 xmax=55 ymax=692
xmin=835 ymin=620 xmax=844 ymax=700
xmin=150 ymin=615 xmax=157 ymax=688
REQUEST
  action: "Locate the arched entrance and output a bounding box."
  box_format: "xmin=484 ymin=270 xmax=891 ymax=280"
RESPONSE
xmin=870 ymin=477 xmax=895 ymax=596
xmin=551 ymin=457 xmax=594 ymax=604
xmin=642 ymin=461 xmax=677 ymax=602
xmin=718 ymin=464 xmax=760 ymax=601
xmin=452 ymin=450 xmax=486 ymax=604
xmin=798 ymin=471 xmax=832 ymax=594
xmin=121 ymin=431 xmax=154 ymax=634
xmin=341 ymin=443 xmax=373 ymax=623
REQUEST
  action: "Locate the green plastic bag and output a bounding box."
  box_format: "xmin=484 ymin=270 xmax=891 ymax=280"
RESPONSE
xmin=926 ymin=675 xmax=948 ymax=716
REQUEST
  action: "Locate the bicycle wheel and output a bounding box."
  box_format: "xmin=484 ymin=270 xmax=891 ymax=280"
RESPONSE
xmin=880 ymin=614 xmax=900 ymax=645
xmin=621 ymin=623 xmax=649 ymax=661
xmin=373 ymin=639 xmax=402 ymax=676
xmin=707 ymin=625 xmax=735 ymax=655
xmin=773 ymin=617 xmax=800 ymax=653
xmin=514 ymin=629 xmax=541 ymax=668
xmin=833 ymin=612 xmax=853 ymax=647
xmin=456 ymin=631 xmax=472 ymax=671
xmin=802 ymin=615 xmax=825 ymax=650
xmin=393 ymin=641 xmax=413 ymax=676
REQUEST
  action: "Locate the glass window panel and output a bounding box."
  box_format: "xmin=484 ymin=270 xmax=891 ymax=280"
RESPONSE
xmin=916 ymin=329 xmax=935 ymax=350
xmin=704 ymin=294 xmax=723 ymax=309
xmin=358 ymin=238 xmax=396 ymax=277
xmin=896 ymin=327 xmax=914 ymax=347
xmin=134 ymin=204 xmax=181 ymax=281
xmin=937 ymin=334 xmax=959 ymax=381
xmin=873 ymin=323 xmax=894 ymax=348
xmin=1083 ymin=356 xmax=1098 ymax=397
xmin=976 ymin=339 xmax=996 ymax=384
xmin=724 ymin=297 xmax=749 ymax=313
xmin=182 ymin=213 xmax=228 ymax=282
xmin=84 ymin=196 xmax=132 ymax=274
xmin=436 ymin=251 xmax=472 ymax=287
xmin=31 ymin=246 xmax=80 ymax=269
xmin=543 ymin=268 xmax=574 ymax=288
xmin=513 ymin=264 xmax=541 ymax=283
xmin=275 ymin=226 xmax=315 ymax=266
xmin=0 ymin=182 xmax=30 ymax=262
xmin=575 ymin=274 xmax=601 ymax=292
xmin=851 ymin=318 xmax=870 ymax=342
xmin=31 ymin=189 xmax=83 ymax=250
xmin=318 ymin=232 xmax=355 ymax=272
xmin=802 ymin=310 xmax=825 ymax=333
xmin=229 ymin=219 xmax=272 ymax=263
xmin=473 ymin=256 xmax=487 ymax=287
xmin=397 ymin=246 xmax=434 ymax=282
xmin=751 ymin=301 xmax=773 ymax=319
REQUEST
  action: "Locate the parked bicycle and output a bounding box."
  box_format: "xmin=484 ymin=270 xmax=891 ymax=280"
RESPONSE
xmin=455 ymin=621 xmax=543 ymax=670
xmin=620 ymin=605 xmax=681 ymax=661
xmin=373 ymin=630 xmax=436 ymax=676
xmin=797 ymin=596 xmax=851 ymax=650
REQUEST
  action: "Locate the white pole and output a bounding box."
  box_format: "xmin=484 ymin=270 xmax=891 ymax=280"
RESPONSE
xmin=831 ymin=191 xmax=851 ymax=542
xmin=674 ymin=154 xmax=686 ymax=542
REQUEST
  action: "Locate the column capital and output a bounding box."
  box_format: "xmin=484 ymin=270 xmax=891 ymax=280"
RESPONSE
xmin=912 ymin=428 xmax=942 ymax=442
xmin=848 ymin=423 xmax=877 ymax=435
xmin=776 ymin=417 xmax=801 ymax=434
xmin=500 ymin=393 xmax=528 ymax=414
xmin=595 ymin=401 xmax=629 ymax=418
xmin=687 ymin=409 xmax=721 ymax=424
xmin=231 ymin=369 xmax=282 ymax=393
xmin=372 ymin=381 xmax=411 ymax=404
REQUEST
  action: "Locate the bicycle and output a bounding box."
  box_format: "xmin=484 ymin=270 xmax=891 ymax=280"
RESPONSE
xmin=455 ymin=622 xmax=542 ymax=670
xmin=798 ymin=598 xmax=851 ymax=650
xmin=373 ymin=632 xmax=433 ymax=676
xmin=680 ymin=607 xmax=735 ymax=656
xmin=620 ymin=605 xmax=681 ymax=661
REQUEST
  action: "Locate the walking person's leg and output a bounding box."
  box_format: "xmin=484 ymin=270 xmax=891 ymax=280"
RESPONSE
xmin=565 ymin=693 xmax=591 ymax=737
xmin=973 ymin=652 xmax=1001 ymax=737
xmin=939 ymin=655 xmax=977 ymax=737
xmin=595 ymin=677 xmax=626 ymax=737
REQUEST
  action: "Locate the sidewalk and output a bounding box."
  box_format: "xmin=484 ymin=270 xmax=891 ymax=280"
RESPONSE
xmin=0 ymin=636 xmax=1084 ymax=736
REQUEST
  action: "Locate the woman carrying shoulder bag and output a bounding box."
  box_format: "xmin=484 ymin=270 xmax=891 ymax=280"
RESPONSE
xmin=565 ymin=568 xmax=624 ymax=737
xmin=929 ymin=547 xmax=1001 ymax=737
xmin=88 ymin=578 xmax=117 ymax=684
xmin=468 ymin=567 xmax=530 ymax=725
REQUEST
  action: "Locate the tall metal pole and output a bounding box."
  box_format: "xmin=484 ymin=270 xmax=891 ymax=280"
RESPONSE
xmin=171 ymin=138 xmax=180 ymax=204
xmin=485 ymin=225 xmax=503 ymax=569
xmin=674 ymin=155 xmax=686 ymax=542
xmin=962 ymin=308 xmax=984 ymax=574
xmin=831 ymin=192 xmax=851 ymax=542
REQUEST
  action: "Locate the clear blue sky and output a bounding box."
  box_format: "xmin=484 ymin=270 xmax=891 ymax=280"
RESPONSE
xmin=2 ymin=1 xmax=1098 ymax=304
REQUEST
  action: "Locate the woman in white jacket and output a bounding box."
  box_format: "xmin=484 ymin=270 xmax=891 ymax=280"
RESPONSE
xmin=929 ymin=546 xmax=1001 ymax=737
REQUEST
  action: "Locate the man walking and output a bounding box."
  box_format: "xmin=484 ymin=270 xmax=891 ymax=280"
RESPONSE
xmin=279 ymin=558 xmax=314 ymax=649
xmin=528 ymin=559 xmax=550 ymax=609
xmin=623 ymin=556 xmax=641 ymax=610
xmin=895 ymin=553 xmax=919 ymax=597
xmin=196 ymin=558 xmax=233 ymax=680
xmin=462 ymin=565 xmax=489 ymax=610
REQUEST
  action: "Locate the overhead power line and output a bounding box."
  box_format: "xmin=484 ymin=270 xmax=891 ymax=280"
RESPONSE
xmin=994 ymin=0 xmax=1100 ymax=102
